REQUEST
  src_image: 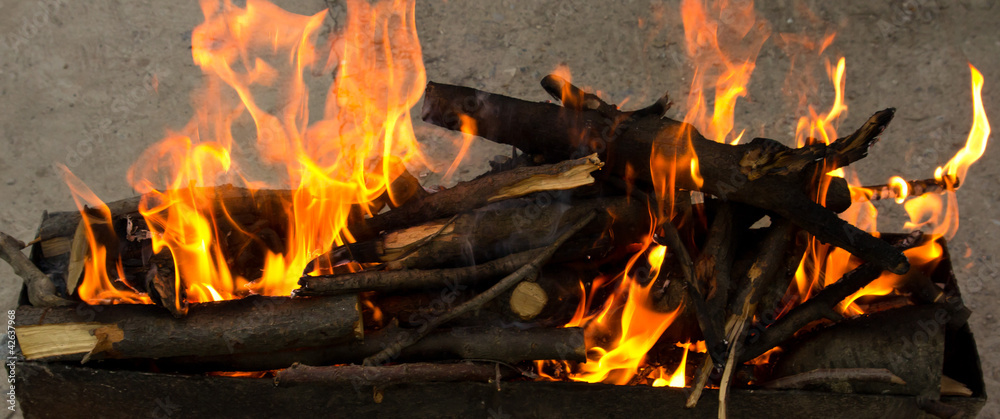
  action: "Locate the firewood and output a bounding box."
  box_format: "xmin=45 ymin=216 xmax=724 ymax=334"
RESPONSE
xmin=342 ymin=196 xmax=647 ymax=270
xmin=740 ymin=231 xmax=925 ymax=363
xmin=158 ymin=326 xmax=586 ymax=371
xmin=855 ymin=177 xmax=954 ymax=202
xmin=509 ymin=281 xmax=548 ymax=320
xmin=352 ymin=154 xmax=604 ymax=239
xmin=0 ymin=231 xmax=72 ymax=307
xmin=298 ymin=248 xmax=539 ymax=296
xmin=274 ymin=362 xmax=503 ymax=387
xmin=15 ymin=295 xmax=362 ymax=362
xmin=760 ymin=368 xmax=907 ymax=390
xmin=769 ymin=304 xmax=946 ymax=398
xmin=363 ymin=212 xmax=596 ymax=366
xmin=421 ymin=79 xmax=909 ymax=274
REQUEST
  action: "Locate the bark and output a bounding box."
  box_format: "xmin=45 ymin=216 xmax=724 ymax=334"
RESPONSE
xmin=15 ymin=295 xmax=362 ymax=362
xmin=740 ymin=232 xmax=924 ymax=363
xmin=421 ymin=81 xmax=908 ymax=274
xmin=344 ymin=196 xmax=648 ymax=270
xmin=298 ymin=248 xmax=538 ymax=296
xmin=769 ymin=304 xmax=946 ymax=398
xmin=363 ymin=212 xmax=595 ymax=365
xmin=156 ymin=326 xmax=586 ymax=371
xmin=352 ymin=154 xmax=604 ymax=239
xmin=274 ymin=362 xmax=502 ymax=387
xmin=0 ymin=231 xmax=71 ymax=307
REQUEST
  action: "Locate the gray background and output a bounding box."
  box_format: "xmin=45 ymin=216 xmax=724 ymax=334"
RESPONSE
xmin=1 ymin=0 xmax=997 ymax=417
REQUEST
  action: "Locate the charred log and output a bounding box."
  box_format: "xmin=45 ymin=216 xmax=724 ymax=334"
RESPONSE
xmin=421 ymin=80 xmax=908 ymax=274
xmin=15 ymin=295 xmax=362 ymax=362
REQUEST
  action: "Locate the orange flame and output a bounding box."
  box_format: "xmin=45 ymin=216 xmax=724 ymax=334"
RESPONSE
xmin=939 ymin=65 xmax=990 ymax=187
xmin=71 ymin=0 xmax=426 ymax=308
xmin=563 ymin=244 xmax=681 ymax=384
xmin=680 ymin=0 xmax=769 ymax=144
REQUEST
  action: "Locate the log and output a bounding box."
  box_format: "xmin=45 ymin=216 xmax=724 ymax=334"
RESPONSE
xmin=740 ymin=232 xmax=925 ymax=363
xmin=343 ymin=196 xmax=647 ymax=270
xmin=15 ymin=295 xmax=362 ymax=362
xmin=156 ymin=326 xmax=586 ymax=371
xmin=363 ymin=212 xmax=596 ymax=365
xmin=769 ymin=304 xmax=946 ymax=398
xmin=760 ymin=368 xmax=907 ymax=390
xmin=298 ymin=248 xmax=538 ymax=296
xmin=274 ymin=362 xmax=502 ymax=387
xmin=509 ymin=281 xmax=548 ymax=320
xmin=421 ymin=80 xmax=909 ymax=274
xmin=352 ymin=154 xmax=604 ymax=239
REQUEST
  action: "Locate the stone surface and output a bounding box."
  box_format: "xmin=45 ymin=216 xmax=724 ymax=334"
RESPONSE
xmin=1 ymin=1 xmax=997 ymax=417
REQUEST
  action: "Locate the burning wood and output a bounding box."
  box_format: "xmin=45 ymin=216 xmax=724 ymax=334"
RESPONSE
xmin=2 ymin=0 xmax=992 ymax=417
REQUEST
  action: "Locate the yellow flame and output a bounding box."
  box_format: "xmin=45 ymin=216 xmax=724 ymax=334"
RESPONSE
xmin=70 ymin=0 xmax=428 ymax=308
xmin=938 ymin=65 xmax=990 ymax=186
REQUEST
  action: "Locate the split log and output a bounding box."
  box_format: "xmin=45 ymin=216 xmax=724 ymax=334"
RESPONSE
xmin=769 ymin=304 xmax=946 ymax=398
xmin=157 ymin=326 xmax=586 ymax=371
xmin=352 ymin=154 xmax=604 ymax=239
xmin=15 ymin=295 xmax=362 ymax=362
xmin=274 ymin=362 xmax=502 ymax=387
xmin=421 ymin=80 xmax=909 ymax=275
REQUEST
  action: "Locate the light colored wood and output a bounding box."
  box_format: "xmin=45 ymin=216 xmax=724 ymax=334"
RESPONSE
xmin=16 ymin=323 xmax=108 ymax=360
xmin=510 ymin=281 xmax=548 ymax=320
xmin=488 ymin=153 xmax=603 ymax=202
xmin=940 ymin=375 xmax=973 ymax=397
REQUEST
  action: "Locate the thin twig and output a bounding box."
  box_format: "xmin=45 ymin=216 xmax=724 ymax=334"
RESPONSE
xmin=363 ymin=212 xmax=597 ymax=366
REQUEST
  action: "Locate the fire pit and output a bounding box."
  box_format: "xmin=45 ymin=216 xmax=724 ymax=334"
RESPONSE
xmin=1 ymin=0 xmax=993 ymax=418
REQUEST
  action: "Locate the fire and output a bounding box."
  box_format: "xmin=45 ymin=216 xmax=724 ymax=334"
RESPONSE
xmin=70 ymin=0 xmax=427 ymax=308
xmin=680 ymin=0 xmax=769 ymax=144
xmin=939 ymin=65 xmax=990 ymax=187
xmin=565 ymin=243 xmax=681 ymax=384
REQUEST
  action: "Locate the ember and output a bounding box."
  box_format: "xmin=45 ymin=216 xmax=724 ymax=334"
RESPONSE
xmin=1 ymin=0 xmax=993 ymax=417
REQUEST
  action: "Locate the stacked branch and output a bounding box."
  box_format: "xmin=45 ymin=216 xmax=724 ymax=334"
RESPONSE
xmin=5 ymin=73 xmax=967 ymax=404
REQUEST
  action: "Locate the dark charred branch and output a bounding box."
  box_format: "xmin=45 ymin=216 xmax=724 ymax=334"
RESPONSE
xmin=15 ymin=295 xmax=362 ymax=362
xmin=156 ymin=326 xmax=586 ymax=372
xmin=274 ymin=362 xmax=503 ymax=387
xmin=145 ymin=249 xmax=187 ymax=317
xmin=654 ymin=221 xmax=726 ymax=365
xmin=740 ymin=231 xmax=925 ymax=363
xmin=698 ymin=203 xmax=736 ymax=320
xmin=855 ymin=177 xmax=955 ymax=202
xmin=299 ymin=249 xmax=537 ymax=296
xmin=350 ymin=155 xmax=603 ymax=240
xmin=421 ymin=80 xmax=908 ymax=274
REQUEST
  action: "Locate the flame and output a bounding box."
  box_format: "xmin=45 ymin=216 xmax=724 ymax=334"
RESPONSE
xmin=939 ymin=65 xmax=990 ymax=187
xmin=564 ymin=244 xmax=681 ymax=384
xmin=70 ymin=0 xmax=427 ymax=308
xmin=680 ymin=0 xmax=769 ymax=144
